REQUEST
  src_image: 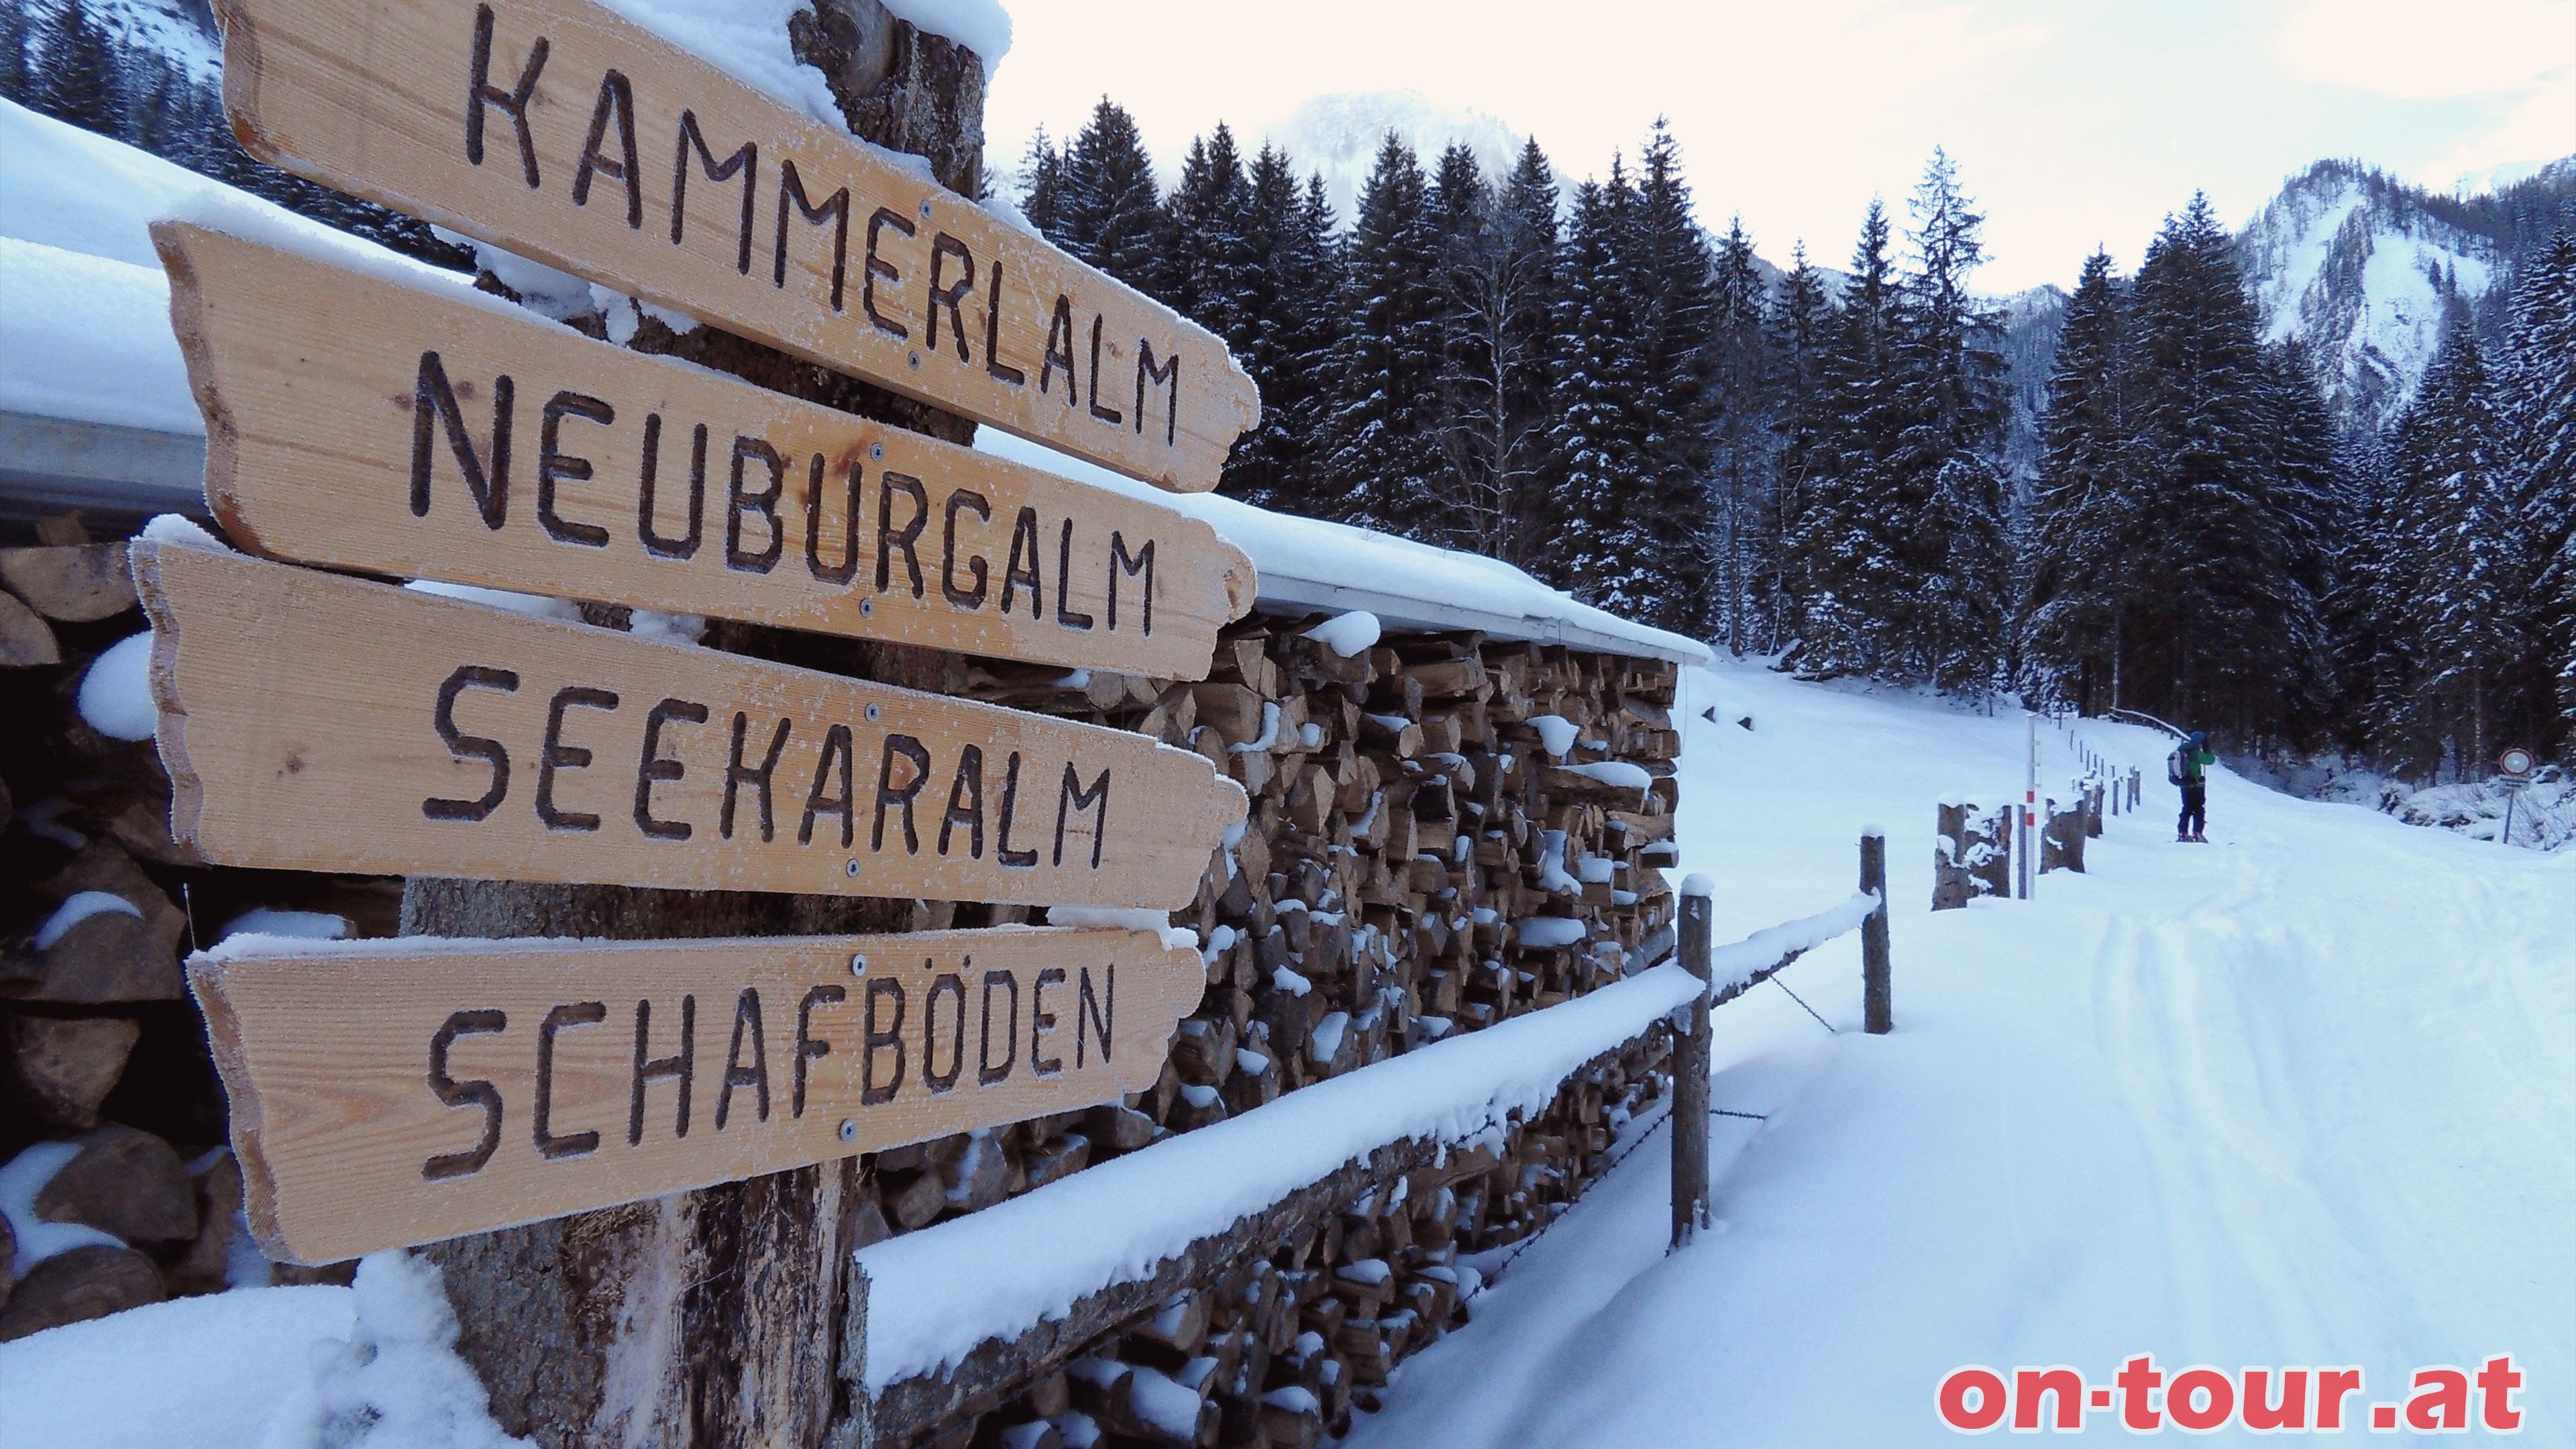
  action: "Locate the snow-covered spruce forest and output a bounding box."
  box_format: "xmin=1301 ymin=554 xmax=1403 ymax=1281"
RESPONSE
xmin=1017 ymin=100 xmax=2576 ymax=778
xmin=9 ymin=0 xmax=2575 ymax=783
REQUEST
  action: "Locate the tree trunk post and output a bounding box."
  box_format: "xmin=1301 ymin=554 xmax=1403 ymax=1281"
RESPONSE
xmin=1670 ymin=877 xmax=1713 ymax=1250
xmin=1860 ymin=831 xmax=1892 ymax=1035
xmin=407 ymin=8 xmax=984 ymax=1445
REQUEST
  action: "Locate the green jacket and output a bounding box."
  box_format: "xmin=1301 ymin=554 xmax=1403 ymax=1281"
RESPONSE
xmin=2173 ymin=745 xmax=2215 ymax=785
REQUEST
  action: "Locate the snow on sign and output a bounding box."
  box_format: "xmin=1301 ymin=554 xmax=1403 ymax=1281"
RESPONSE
xmin=131 ymin=537 xmax=1248 ymax=907
xmin=193 ymin=926 xmax=1199 ymax=1264
xmin=154 ymin=222 xmax=1254 ymax=680
xmin=207 ymin=0 xmax=1260 ymax=493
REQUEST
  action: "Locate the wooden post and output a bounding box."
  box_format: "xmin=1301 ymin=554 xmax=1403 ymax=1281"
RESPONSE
xmin=1670 ymin=877 xmax=1713 ymax=1250
xmin=406 ymin=7 xmax=983 ymax=1446
xmin=1860 ymin=831 xmax=1892 ymax=1035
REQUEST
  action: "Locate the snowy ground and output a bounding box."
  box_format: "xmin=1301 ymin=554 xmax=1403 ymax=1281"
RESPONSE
xmin=1346 ymin=661 xmax=2576 ymax=1447
xmin=2298 ymin=763 xmax=2576 ymax=854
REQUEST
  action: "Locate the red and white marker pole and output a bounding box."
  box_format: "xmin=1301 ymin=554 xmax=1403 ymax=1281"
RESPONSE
xmin=2022 ymin=712 xmax=2039 ymax=898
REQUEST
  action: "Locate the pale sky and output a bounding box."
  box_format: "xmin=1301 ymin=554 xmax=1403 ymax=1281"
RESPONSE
xmin=981 ymin=0 xmax=2576 ymax=292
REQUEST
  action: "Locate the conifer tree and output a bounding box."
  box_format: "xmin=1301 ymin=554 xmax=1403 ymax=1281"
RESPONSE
xmin=1782 ymin=199 xmax=1901 ymax=676
xmin=2021 ymin=249 xmax=2139 ymax=712
xmin=1250 ymin=171 xmax=1350 ymax=521
xmin=2489 ymin=233 xmax=2576 ymax=745
xmin=1 ymin=3 xmax=36 ymax=101
xmin=1159 ymin=123 xmax=1250 ymax=332
xmin=33 ymin=0 xmax=122 ymax=134
xmin=1321 ymin=132 xmax=1446 ymax=535
xmin=1480 ymin=138 xmax=1564 ymax=572
xmin=1428 ymin=140 xmax=1560 ymax=562
xmin=1621 ymin=121 xmax=1721 ymax=635
xmin=1768 ymin=241 xmax=1831 ymax=645
xmin=1057 ymin=99 xmax=1163 ymax=288
xmin=1890 ymin=150 xmax=2010 ymax=693
xmin=2123 ymin=193 xmax=2328 ymax=747
xmin=1707 ymin=217 xmax=1776 ymax=653
xmin=1018 ymin=127 xmax=1069 ymax=238
xmin=1547 ymin=166 xmax=1648 ymax=598
xmin=2387 ymin=323 xmax=2522 ymax=771
xmin=2331 ymin=431 xmax=2412 ymax=760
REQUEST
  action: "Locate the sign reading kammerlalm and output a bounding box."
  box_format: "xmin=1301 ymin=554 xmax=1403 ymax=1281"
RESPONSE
xmin=195 ymin=926 xmax=1200 ymax=1263
xmin=207 ymin=0 xmax=1260 ymax=491
xmin=156 ymin=221 xmax=1254 ymax=680
xmin=134 ymin=537 xmax=1248 ymax=908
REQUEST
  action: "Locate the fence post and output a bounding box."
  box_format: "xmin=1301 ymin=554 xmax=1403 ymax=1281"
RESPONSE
xmin=1861 ymin=830 xmax=1892 ymax=1034
xmin=1671 ymin=876 xmax=1715 ymax=1250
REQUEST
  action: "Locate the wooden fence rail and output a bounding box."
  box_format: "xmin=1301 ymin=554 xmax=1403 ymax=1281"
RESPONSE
xmin=1671 ymin=842 xmax=1888 ymax=1251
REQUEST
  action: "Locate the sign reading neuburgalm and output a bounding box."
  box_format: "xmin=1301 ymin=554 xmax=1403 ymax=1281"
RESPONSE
xmin=193 ymin=927 xmax=1199 ymax=1263
xmin=132 ymin=541 xmax=1246 ymax=905
xmin=208 ymin=0 xmax=1259 ymax=492
xmin=155 ymin=223 xmax=1253 ymax=680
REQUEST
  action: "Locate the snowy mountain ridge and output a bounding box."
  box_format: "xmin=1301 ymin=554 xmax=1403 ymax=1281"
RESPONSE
xmin=2237 ymin=160 xmax=2504 ymax=435
xmin=1254 ymin=90 xmax=1522 ymax=225
xmin=2235 ymin=156 xmax=2575 ymax=435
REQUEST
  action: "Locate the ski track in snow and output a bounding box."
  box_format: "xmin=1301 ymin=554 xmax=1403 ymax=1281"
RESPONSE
xmin=1346 ymin=662 xmax=2576 ymax=1448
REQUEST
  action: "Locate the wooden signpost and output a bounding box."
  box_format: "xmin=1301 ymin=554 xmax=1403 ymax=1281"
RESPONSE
xmin=193 ymin=926 xmax=1199 ymax=1264
xmin=207 ymin=0 xmax=1260 ymax=492
xmin=135 ymin=537 xmax=1246 ymax=907
xmin=156 ymin=221 xmax=1254 ymax=678
xmin=135 ymin=0 xmax=1267 ymax=1365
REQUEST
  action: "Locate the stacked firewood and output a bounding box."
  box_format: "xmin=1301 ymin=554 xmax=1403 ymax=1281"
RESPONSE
xmin=897 ymin=1034 xmax=1674 ymax=1449
xmin=859 ymin=621 xmax=1688 ymax=1447
xmin=0 ymin=519 xmax=394 ymax=1340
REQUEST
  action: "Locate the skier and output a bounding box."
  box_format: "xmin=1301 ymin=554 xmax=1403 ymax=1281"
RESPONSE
xmin=2168 ymin=731 xmax=2215 ymax=842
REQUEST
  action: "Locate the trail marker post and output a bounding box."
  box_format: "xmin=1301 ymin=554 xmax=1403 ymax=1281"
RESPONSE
xmin=2021 ymin=714 xmax=2039 ymax=900
xmin=1670 ymin=876 xmax=1714 ymax=1250
xmin=1860 ymin=831 xmax=1891 ymax=1034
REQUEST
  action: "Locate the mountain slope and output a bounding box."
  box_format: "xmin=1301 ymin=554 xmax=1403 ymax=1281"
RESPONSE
xmin=2236 ymin=157 xmax=2576 ymax=434
xmin=1258 ymin=90 xmax=1522 ymax=224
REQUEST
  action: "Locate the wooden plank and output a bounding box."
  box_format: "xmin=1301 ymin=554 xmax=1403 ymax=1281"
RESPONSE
xmin=207 ymin=0 xmax=1259 ymax=492
xmin=155 ymin=222 xmax=1253 ymax=680
xmin=132 ymin=539 xmax=1246 ymax=905
xmin=192 ymin=926 xmax=1198 ymax=1263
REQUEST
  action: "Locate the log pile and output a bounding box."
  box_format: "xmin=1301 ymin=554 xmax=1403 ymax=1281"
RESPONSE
xmin=853 ymin=623 xmax=1685 ymax=1448
xmin=872 ymin=1034 xmax=1675 ymax=1449
xmin=1 ymin=516 xmax=391 ymax=1342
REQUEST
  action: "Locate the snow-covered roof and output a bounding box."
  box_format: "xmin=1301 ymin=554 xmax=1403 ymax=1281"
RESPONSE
xmin=0 ymin=99 xmax=1708 ymax=665
xmin=975 ymin=429 xmax=1710 ymax=663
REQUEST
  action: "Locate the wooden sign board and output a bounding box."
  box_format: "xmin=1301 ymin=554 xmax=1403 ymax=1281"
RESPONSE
xmin=155 ymin=223 xmax=1253 ymax=680
xmin=193 ymin=926 xmax=1198 ymax=1263
xmin=134 ymin=539 xmax=1246 ymax=906
xmin=209 ymin=0 xmax=1259 ymax=492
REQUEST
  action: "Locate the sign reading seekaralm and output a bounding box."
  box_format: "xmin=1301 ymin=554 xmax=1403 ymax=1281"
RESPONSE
xmin=156 ymin=221 xmax=1254 ymax=680
xmin=135 ymin=538 xmax=1247 ymax=907
xmin=207 ymin=0 xmax=1260 ymax=492
xmin=195 ymin=926 xmax=1200 ymax=1263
